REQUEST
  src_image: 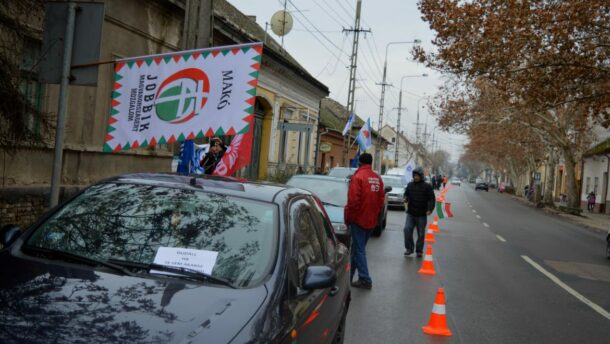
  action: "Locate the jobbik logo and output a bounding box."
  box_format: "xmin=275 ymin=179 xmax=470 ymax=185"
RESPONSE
xmin=155 ymin=68 xmax=210 ymax=124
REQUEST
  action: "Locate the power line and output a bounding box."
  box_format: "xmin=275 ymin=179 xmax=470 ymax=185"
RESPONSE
xmin=285 ymin=0 xmax=350 ymax=58
xmin=312 ymin=0 xmax=352 ymax=27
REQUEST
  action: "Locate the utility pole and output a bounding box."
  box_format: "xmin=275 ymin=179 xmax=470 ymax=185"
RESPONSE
xmin=393 ymin=91 xmax=406 ymax=167
xmin=342 ymin=0 xmax=370 ymax=166
xmin=375 ymin=40 xmax=420 ymax=171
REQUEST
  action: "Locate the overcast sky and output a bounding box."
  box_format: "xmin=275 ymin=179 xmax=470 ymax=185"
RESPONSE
xmin=227 ymin=0 xmax=467 ymax=162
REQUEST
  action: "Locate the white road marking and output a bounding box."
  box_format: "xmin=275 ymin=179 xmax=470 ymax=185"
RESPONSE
xmin=483 ymin=222 xmax=490 ymax=228
xmin=476 ymin=215 xmax=481 ymax=219
xmin=472 ymin=209 xmax=477 ymax=213
xmin=496 ymin=235 xmax=506 ymax=242
xmin=521 ymin=255 xmax=610 ymax=320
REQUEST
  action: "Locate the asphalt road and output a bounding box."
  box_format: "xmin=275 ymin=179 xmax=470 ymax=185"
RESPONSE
xmin=345 ymin=184 xmax=610 ymax=344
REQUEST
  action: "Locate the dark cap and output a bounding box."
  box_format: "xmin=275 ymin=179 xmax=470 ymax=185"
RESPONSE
xmin=359 ymin=153 xmax=373 ymax=165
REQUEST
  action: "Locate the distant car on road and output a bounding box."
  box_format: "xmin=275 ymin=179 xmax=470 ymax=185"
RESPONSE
xmin=469 ymin=177 xmax=476 ymax=184
xmin=475 ymin=181 xmax=489 ymax=192
xmin=0 ymin=174 xmax=352 ymax=344
xmin=382 ymin=175 xmax=406 ymax=209
xmin=450 ymin=178 xmax=461 ymax=186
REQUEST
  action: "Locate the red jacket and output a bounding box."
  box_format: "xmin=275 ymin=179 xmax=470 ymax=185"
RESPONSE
xmin=344 ymin=165 xmax=385 ymax=230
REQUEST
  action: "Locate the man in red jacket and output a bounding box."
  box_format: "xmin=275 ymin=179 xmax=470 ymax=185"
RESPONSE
xmin=344 ymin=153 xmax=385 ymax=290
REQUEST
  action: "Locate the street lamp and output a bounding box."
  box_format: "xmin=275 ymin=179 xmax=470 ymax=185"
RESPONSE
xmin=394 ymin=74 xmax=428 ymax=167
xmin=375 ymin=39 xmax=421 ymax=171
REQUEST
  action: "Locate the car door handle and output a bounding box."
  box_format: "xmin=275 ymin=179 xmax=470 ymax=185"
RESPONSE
xmin=329 ymin=286 xmax=340 ymax=297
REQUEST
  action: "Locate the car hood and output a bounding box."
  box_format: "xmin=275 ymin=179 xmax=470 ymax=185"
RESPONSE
xmin=324 ymin=204 xmax=345 ymax=224
xmin=387 ymin=187 xmax=405 ymax=197
xmin=0 ymin=250 xmax=267 ymax=344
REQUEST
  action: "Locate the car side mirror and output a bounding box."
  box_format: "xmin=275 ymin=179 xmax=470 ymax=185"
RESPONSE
xmin=1 ymin=224 xmax=22 ymax=248
xmin=384 ymin=186 xmax=392 ymax=193
xmin=302 ymin=266 xmax=337 ymax=290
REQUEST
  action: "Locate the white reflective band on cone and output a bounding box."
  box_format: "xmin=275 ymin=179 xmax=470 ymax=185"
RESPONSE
xmin=424 ymin=255 xmax=433 ymax=262
xmin=431 ymin=303 xmax=446 ymax=315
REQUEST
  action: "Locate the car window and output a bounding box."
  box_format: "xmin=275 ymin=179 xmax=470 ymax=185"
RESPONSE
xmin=25 ymin=183 xmax=278 ymax=288
xmin=292 ymin=201 xmax=325 ymax=285
xmin=286 ymin=177 xmax=348 ymax=206
xmin=308 ymin=197 xmax=337 ymax=262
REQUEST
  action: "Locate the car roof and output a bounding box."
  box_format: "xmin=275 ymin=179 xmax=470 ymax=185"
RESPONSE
xmin=289 ymin=174 xmax=348 ymax=182
xmin=103 ymin=173 xmax=294 ymax=203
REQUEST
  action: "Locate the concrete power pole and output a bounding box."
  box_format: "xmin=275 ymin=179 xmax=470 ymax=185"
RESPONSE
xmin=342 ymin=0 xmax=370 ymax=166
xmin=393 ymin=91 xmax=406 ymax=167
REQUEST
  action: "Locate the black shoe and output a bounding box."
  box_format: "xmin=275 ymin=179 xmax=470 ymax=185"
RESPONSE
xmin=351 ymin=280 xmax=372 ymax=290
xmin=404 ymin=250 xmax=413 ymax=256
xmin=416 ymin=252 xmax=423 ymax=258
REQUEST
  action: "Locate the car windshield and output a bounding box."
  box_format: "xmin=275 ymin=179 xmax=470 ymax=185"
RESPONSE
xmin=382 ymin=177 xmax=404 ymax=188
xmin=328 ymin=168 xmax=353 ymax=178
xmin=287 ymin=177 xmax=348 ymax=207
xmin=25 ymin=183 xmax=277 ymax=288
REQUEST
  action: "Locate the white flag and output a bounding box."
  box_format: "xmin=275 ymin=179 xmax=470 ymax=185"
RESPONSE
xmin=104 ymin=43 xmax=262 ymax=152
xmin=402 ymin=160 xmax=415 ymax=185
xmin=342 ymin=113 xmax=355 ymax=136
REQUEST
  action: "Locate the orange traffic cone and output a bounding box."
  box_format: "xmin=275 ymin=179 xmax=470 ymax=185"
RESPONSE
xmin=422 ymin=288 xmax=453 ymax=336
xmin=424 ymin=228 xmax=436 ymax=243
xmin=418 ymin=245 xmax=436 ymax=275
xmin=429 ymin=221 xmax=440 ymax=233
xmin=433 ymin=215 xmax=439 ymax=222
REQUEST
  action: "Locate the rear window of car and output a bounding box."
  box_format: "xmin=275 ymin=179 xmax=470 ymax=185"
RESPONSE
xmin=25 ymin=183 xmax=278 ymax=287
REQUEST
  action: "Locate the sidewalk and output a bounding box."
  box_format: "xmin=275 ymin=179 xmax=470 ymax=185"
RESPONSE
xmin=508 ymin=193 xmax=609 ymax=234
xmin=554 ymin=210 xmax=610 ymax=234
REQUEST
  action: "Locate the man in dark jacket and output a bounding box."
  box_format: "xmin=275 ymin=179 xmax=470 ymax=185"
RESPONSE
xmin=403 ymin=167 xmax=436 ymax=257
xmin=200 ymin=137 xmax=227 ymax=174
xmin=344 ymin=153 xmax=385 ymax=290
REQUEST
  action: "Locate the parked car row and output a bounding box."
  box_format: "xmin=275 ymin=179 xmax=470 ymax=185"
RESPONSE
xmin=0 ymin=174 xmax=352 ymax=343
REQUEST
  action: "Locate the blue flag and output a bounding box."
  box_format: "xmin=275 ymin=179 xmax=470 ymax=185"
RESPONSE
xmin=177 ymin=140 xmax=195 ymax=175
xmin=356 ymin=118 xmax=372 ymax=151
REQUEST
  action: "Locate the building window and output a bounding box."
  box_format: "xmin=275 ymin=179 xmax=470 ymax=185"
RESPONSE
xmin=594 ymin=177 xmax=599 ymax=195
xmin=586 ymin=177 xmax=591 ymax=194
xmin=20 ymin=37 xmax=44 ymax=136
xmin=392 ymin=137 xmax=395 ymax=143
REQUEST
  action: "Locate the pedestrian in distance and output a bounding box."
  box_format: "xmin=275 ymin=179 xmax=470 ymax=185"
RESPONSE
xmin=587 ymin=192 xmax=596 ymax=212
xmin=403 ymin=167 xmax=436 ymax=257
xmin=344 ymin=153 xmax=385 ymax=290
xmin=442 ymin=175 xmax=448 ymax=189
xmin=200 ymin=137 xmax=227 ymax=175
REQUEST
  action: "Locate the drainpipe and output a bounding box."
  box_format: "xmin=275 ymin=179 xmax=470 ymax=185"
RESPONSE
xmin=313 ymin=100 xmax=323 ymax=174
xmin=600 ymin=154 xmax=610 ymax=214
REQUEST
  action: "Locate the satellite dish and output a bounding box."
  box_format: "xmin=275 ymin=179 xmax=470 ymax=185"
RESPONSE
xmin=270 ymin=10 xmax=293 ymax=37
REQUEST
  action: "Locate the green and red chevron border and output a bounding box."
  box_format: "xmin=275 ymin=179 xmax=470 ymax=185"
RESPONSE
xmin=103 ymin=43 xmax=263 ymax=153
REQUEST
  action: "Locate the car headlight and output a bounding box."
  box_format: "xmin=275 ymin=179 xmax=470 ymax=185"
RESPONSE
xmin=332 ymin=223 xmax=348 ymax=234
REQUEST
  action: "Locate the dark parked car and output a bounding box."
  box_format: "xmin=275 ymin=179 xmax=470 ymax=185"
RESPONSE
xmin=287 ymin=175 xmax=390 ymax=238
xmin=475 ymin=182 xmax=489 ymax=191
xmin=0 ymin=174 xmax=351 ymax=344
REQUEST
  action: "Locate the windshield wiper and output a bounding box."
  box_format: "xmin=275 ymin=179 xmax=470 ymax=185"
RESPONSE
xmin=106 ymin=259 xmax=236 ymax=289
xmin=147 ymin=263 xmax=237 ymax=289
xmin=22 ymin=246 xmax=138 ymax=277
xmin=322 ymin=201 xmax=343 ymax=208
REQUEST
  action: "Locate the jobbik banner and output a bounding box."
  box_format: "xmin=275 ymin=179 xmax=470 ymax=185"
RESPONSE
xmin=103 ymin=42 xmax=262 ymax=153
